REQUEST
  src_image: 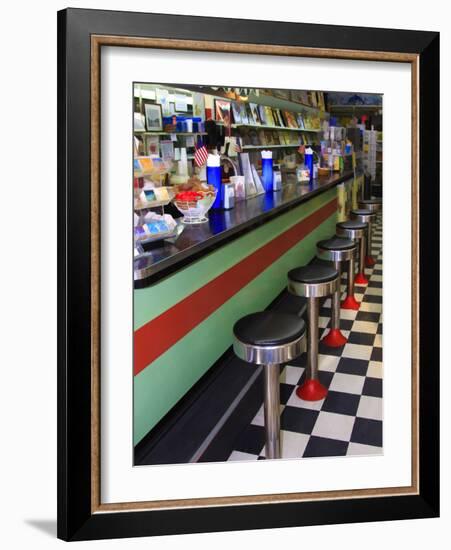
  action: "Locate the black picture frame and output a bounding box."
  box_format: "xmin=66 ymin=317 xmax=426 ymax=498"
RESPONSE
xmin=57 ymin=8 xmax=439 ymax=541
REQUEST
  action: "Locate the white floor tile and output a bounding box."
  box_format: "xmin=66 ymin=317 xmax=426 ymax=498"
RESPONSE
xmin=318 ymin=355 xmax=341 ymax=372
xmin=352 ymin=320 xmax=379 ymax=333
xmin=312 ymin=411 xmax=355 ymax=441
xmin=367 ymin=361 xmax=383 ymax=378
xmin=329 ymin=372 xmax=366 ymax=394
xmin=366 ymin=287 xmax=383 ymax=296
xmin=280 ymin=365 xmax=305 ymax=385
xmin=323 ymin=298 xmax=331 ymax=308
xmin=286 ymin=391 xmax=324 ymax=411
xmin=357 ymin=395 xmax=383 ymax=421
xmin=374 ymin=334 xmax=383 ymax=348
xmin=370 ymin=275 xmax=383 ymax=282
xmin=318 ymin=316 xmax=330 ymax=329
xmin=342 ymin=343 xmax=373 ymax=361
xmin=260 ymin=430 xmax=310 ymax=459
xmin=340 ymin=309 xmax=359 ymax=320
xmin=228 ymin=450 xmax=259 ymax=461
xmin=359 ymin=302 xmax=382 ymax=313
xmin=347 ymin=442 xmax=383 ymax=456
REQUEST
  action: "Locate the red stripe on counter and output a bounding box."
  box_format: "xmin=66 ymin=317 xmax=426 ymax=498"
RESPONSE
xmin=134 ymin=198 xmax=337 ymax=375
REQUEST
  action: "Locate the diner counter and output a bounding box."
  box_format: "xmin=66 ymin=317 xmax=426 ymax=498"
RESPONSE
xmin=134 ymin=170 xmax=353 ymax=288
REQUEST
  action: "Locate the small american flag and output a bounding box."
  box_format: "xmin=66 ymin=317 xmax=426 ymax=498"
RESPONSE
xmin=194 ymin=140 xmax=209 ymax=167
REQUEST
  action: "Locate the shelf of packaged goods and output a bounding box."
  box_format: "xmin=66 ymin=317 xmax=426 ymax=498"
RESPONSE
xmin=235 ymin=124 xmax=321 ymax=132
xmin=134 ymin=131 xmax=207 ymax=136
xmin=242 ymin=144 xmax=301 ymax=150
xmin=214 ymin=121 xmax=321 ymax=132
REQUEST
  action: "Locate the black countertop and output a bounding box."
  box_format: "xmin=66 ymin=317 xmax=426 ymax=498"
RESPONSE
xmin=134 ymin=171 xmax=353 ymax=288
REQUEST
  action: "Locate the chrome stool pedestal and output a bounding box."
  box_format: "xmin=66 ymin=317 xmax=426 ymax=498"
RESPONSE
xmin=336 ymin=219 xmax=369 ymax=287
xmin=288 ymin=265 xmax=339 ymax=401
xmin=351 ymin=208 xmax=377 ymax=268
xmin=233 ymin=311 xmax=306 ymax=459
xmin=316 ymin=237 xmax=357 ymax=346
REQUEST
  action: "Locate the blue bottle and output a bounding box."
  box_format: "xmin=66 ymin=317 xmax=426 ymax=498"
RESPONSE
xmin=207 ymin=154 xmax=222 ymax=209
xmin=261 ymin=151 xmax=274 ymax=193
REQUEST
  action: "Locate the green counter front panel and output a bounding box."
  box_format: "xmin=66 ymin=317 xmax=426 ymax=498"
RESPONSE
xmin=134 ymin=188 xmax=338 ymax=445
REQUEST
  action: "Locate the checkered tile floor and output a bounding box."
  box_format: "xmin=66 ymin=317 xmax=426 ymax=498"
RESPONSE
xmin=227 ymin=214 xmax=383 ymax=461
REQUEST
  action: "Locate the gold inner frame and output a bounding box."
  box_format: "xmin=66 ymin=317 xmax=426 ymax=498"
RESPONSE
xmin=90 ymin=35 xmax=419 ymax=514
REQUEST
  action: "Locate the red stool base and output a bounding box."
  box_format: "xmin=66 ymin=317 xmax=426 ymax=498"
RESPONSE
xmin=322 ymin=328 xmax=347 ymax=347
xmin=365 ymin=255 xmax=376 ymax=267
xmin=355 ymin=272 xmax=369 ymax=285
xmin=341 ymin=295 xmax=360 ymax=310
xmin=296 ymin=379 xmax=328 ymax=401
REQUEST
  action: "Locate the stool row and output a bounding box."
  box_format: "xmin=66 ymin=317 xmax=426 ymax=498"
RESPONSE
xmin=233 ymin=199 xmax=382 ymax=459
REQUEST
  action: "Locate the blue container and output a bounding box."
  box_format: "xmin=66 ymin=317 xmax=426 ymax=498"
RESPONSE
xmin=207 ymin=165 xmax=222 ymax=209
xmin=305 ymin=149 xmax=314 ymax=181
xmin=262 ymin=158 xmax=274 ymax=193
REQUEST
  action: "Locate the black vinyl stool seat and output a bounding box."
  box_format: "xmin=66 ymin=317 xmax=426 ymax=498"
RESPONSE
xmin=288 ymin=265 xmax=339 ymax=297
xmin=316 ymin=237 xmax=357 ymax=345
xmin=317 ymin=237 xmax=355 ymax=252
xmin=233 ymin=312 xmax=306 ymax=348
xmin=337 ymin=219 xmax=366 ymax=231
xmin=351 ymin=209 xmax=376 ymax=268
xmin=287 ymin=264 xmax=339 ymax=402
xmin=351 ymin=208 xmax=375 ymax=220
xmin=233 ymin=312 xmax=307 ymax=459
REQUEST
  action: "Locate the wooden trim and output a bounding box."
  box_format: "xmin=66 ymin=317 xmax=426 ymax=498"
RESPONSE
xmin=92 ymin=35 xmax=417 ymax=63
xmin=96 ymin=485 xmax=417 ymax=513
xmin=91 ymin=35 xmax=101 ymax=514
xmin=411 ymin=55 xmax=420 ymax=495
xmin=90 ymin=34 xmax=420 ymax=514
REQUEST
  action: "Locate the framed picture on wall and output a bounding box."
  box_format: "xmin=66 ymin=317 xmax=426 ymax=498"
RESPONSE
xmin=58 ymin=8 xmax=439 ymax=542
xmin=144 ymin=102 xmax=163 ymax=131
xmin=214 ymin=98 xmax=231 ymax=125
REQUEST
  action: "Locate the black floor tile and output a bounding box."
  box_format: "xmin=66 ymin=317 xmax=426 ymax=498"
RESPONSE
xmin=289 ymin=352 xmax=307 ymax=368
xmin=298 ymin=369 xmax=334 ymax=389
xmin=370 ymin=347 xmax=383 ymax=362
xmin=280 ymin=383 xmax=296 ymax=404
xmin=321 ymin=390 xmax=361 ymax=416
xmin=368 ymin=280 xmax=383 ymax=288
xmin=350 ymin=417 xmax=383 ymax=447
xmin=347 ymin=331 xmax=376 ymax=346
xmin=377 ymin=323 xmax=383 ymax=334
xmin=318 ymin=340 xmax=344 ymax=356
xmin=363 ymin=377 xmax=383 ymax=397
xmin=234 ymin=424 xmax=266 ymax=455
xmin=356 ymin=311 xmax=380 ymax=323
xmin=303 ymin=436 xmax=349 ymax=457
xmin=340 ymin=319 xmax=355 ymax=331
xmin=336 ymin=357 xmax=369 ymax=377
xmin=280 ymin=406 xmax=319 ymax=435
xmin=363 ymin=294 xmax=383 ymax=304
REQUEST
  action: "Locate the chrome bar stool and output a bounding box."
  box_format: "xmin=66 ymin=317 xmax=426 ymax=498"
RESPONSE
xmin=351 ymin=208 xmax=377 ymax=268
xmin=287 ymin=265 xmax=339 ymax=401
xmin=233 ymin=311 xmax=306 ymax=459
xmin=358 ymin=198 xmax=382 ymax=213
xmin=336 ymin=219 xmax=369 ymax=286
xmin=316 ymin=237 xmax=357 ymax=346
xmin=358 ymin=199 xmax=382 ymax=266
